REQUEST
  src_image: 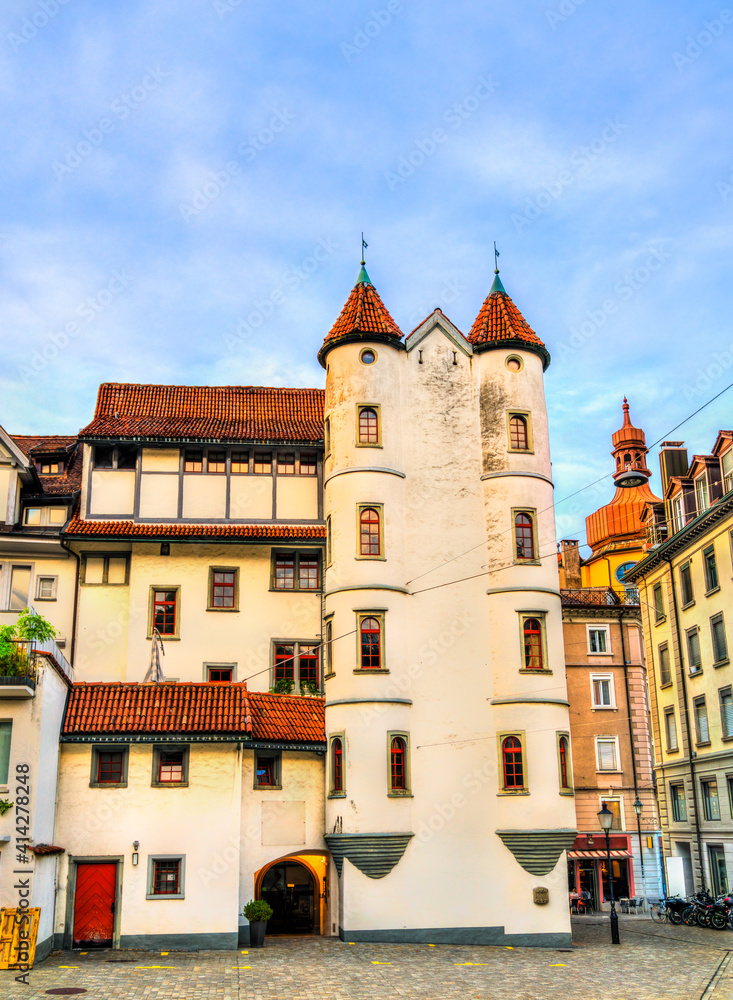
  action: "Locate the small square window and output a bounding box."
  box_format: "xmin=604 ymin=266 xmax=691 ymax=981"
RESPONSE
xmin=94 ymin=446 xmax=114 ymax=469
xmin=299 ymin=453 xmax=317 ymax=475
xmin=91 ymin=746 xmax=128 ymax=787
xmin=207 ymin=451 xmax=226 ymax=474
xmin=39 ymin=460 xmax=61 ymax=474
xmin=152 ymin=746 xmax=189 ymax=786
xmin=255 ymin=753 xmax=281 ymax=788
xmin=277 ymin=453 xmax=295 ymax=475
xmin=184 ymin=450 xmax=203 ymax=473
xmin=36 ymin=576 xmax=57 ymax=601
xmin=24 ymin=508 xmax=41 ymax=526
xmin=207 ymin=666 xmax=233 ymax=682
xmin=231 ymin=451 xmax=249 ymax=474
xmin=254 ymin=452 xmax=272 ymax=475
xmin=147 ymin=856 xmax=185 ymax=899
xmin=209 ymin=568 xmax=237 ymax=609
xmin=117 ymin=446 xmax=137 ymax=470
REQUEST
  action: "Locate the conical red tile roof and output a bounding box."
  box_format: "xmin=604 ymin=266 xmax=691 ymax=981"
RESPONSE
xmin=318 ymin=269 xmax=402 ymax=366
xmin=468 ymin=276 xmax=550 ymax=369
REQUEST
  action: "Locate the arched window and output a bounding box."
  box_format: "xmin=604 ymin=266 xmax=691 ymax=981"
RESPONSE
xmin=331 ymin=737 xmax=343 ymax=792
xmin=509 ymin=414 xmax=529 ymax=450
xmin=559 ymin=736 xmax=570 ymax=789
xmin=502 ymin=736 xmax=524 ymax=789
xmin=360 ymin=507 xmax=381 ymax=556
xmin=359 ymin=407 xmax=379 ymax=445
xmin=523 ymin=618 xmax=543 ymax=670
xmin=390 ymin=737 xmax=406 ymax=790
xmin=360 ymin=617 xmax=381 ymax=669
xmin=514 ymin=512 xmax=535 ymax=560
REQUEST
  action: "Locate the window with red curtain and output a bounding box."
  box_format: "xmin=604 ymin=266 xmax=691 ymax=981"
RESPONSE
xmin=523 ymin=618 xmax=543 ymax=669
xmin=559 ymin=736 xmax=570 ymax=789
xmin=509 ymin=415 xmax=529 ymax=450
xmin=390 ymin=737 xmax=406 ymax=790
xmin=515 ymin=513 xmax=535 ymax=560
xmin=332 ymin=738 xmax=343 ymax=792
xmin=502 ymin=736 xmax=524 ymax=789
xmin=360 ymin=617 xmax=381 ymax=669
xmin=360 ymin=508 xmax=381 ymax=556
xmin=359 ymin=408 xmax=379 ymax=444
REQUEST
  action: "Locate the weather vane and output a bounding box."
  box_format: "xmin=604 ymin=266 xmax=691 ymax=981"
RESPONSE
xmin=361 ymin=232 xmax=368 ymax=265
xmin=494 ymin=241 xmax=500 ymax=274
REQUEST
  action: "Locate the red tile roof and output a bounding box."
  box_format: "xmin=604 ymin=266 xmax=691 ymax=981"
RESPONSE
xmin=318 ymin=275 xmax=402 ymax=366
xmin=11 ymin=435 xmax=82 ymax=497
xmin=62 ymin=682 xmax=325 ymax=743
xmin=63 ymin=682 xmax=253 ymax=735
xmin=468 ymin=286 xmax=550 ymax=369
xmin=64 ymin=517 xmax=326 ymax=541
xmin=11 ymin=435 xmax=77 ymax=456
xmin=80 ymin=384 xmax=324 ymax=443
xmin=248 ymin=690 xmax=325 ymax=743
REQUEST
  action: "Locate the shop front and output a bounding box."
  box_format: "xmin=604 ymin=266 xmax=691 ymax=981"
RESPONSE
xmin=567 ymin=834 xmax=633 ymax=911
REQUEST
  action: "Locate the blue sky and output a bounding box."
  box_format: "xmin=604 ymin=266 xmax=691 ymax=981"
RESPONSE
xmin=2 ymin=0 xmax=732 ymax=550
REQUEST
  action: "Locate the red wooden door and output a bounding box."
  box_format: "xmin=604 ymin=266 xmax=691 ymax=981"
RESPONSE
xmin=73 ymin=863 xmax=117 ymax=947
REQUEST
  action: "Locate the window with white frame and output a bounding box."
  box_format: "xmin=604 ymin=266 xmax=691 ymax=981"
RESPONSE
xmin=35 ymin=576 xmax=57 ymax=601
xmin=599 ymin=796 xmax=624 ymax=830
xmin=695 ymin=473 xmax=710 ymax=515
xmin=595 ymin=736 xmax=620 ymax=772
xmin=591 ymin=673 xmax=615 ymax=708
xmin=723 ymin=449 xmax=733 ymax=494
xmin=588 ymin=625 xmax=610 ymax=654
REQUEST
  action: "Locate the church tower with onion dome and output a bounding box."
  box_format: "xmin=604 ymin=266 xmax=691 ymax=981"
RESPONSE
xmin=319 ymin=258 xmax=576 ymax=946
xmin=581 ymin=399 xmax=662 ymax=594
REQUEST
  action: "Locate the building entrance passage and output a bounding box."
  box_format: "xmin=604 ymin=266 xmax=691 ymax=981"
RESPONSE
xmin=72 ymin=862 xmax=117 ymax=947
xmin=260 ymin=860 xmax=316 ymax=934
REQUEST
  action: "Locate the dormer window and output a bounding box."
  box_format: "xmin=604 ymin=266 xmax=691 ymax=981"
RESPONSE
xmin=695 ymin=473 xmax=709 ymax=515
xmin=38 ymin=459 xmax=63 ymax=475
xmin=24 ymin=506 xmax=67 ymax=527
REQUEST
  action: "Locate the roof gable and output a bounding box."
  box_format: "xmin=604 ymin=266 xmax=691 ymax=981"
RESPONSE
xmin=405 ymin=309 xmax=472 ymax=357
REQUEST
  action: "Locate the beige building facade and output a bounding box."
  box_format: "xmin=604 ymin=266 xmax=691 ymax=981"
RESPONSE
xmin=628 ymin=431 xmax=733 ymax=896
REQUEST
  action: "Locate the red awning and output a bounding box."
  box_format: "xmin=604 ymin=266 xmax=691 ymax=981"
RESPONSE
xmin=567 ymin=849 xmax=631 ymax=859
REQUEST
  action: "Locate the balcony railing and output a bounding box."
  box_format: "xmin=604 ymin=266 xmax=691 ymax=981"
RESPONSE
xmin=561 ymin=587 xmax=640 ymax=608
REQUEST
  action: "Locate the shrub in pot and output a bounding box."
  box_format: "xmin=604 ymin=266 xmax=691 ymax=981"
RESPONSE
xmin=243 ymin=899 xmax=273 ymax=948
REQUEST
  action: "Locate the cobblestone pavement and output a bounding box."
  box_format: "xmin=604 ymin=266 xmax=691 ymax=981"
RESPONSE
xmin=1 ymin=917 xmax=731 ymax=1000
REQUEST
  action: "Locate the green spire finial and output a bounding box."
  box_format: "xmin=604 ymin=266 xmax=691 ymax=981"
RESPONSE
xmin=490 ymin=241 xmax=505 ymax=293
xmin=357 ymin=232 xmax=371 ymax=284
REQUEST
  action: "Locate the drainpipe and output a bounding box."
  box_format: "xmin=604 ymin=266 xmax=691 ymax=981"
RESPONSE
xmin=60 ymin=538 xmax=81 ymax=666
xmin=665 ymin=553 xmax=706 ymax=891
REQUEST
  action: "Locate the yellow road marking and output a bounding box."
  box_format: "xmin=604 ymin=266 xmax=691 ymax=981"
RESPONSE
xmin=372 ymin=960 xmax=391 ymax=964
xmin=428 ymin=944 xmax=435 ymax=947
xmin=160 ymin=951 xmax=169 ymax=955
xmin=505 ymin=946 xmax=514 ymax=950
xmin=133 ymin=965 xmax=175 ymax=969
xmin=241 ymin=950 xmax=248 ymax=954
xmin=549 ymin=963 xmax=567 ymax=967
xmin=58 ymin=966 xmax=80 ymax=969
xmin=454 ymin=962 xmax=489 ymax=966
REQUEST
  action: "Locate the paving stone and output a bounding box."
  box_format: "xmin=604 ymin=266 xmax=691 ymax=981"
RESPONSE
xmin=0 ymin=917 xmax=730 ymax=999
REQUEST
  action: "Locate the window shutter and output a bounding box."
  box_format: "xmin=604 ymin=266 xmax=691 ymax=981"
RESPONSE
xmin=597 ymin=740 xmax=616 ymax=770
xmin=696 ymin=702 xmax=709 ymax=743
xmin=722 ymin=693 xmax=733 ymax=738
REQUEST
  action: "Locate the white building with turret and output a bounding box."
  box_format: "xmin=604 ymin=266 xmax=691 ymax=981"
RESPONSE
xmin=0 ymin=261 xmax=577 ymax=957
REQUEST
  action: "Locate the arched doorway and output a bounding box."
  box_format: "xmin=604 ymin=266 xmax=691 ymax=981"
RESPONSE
xmin=259 ymin=860 xmax=316 ymax=934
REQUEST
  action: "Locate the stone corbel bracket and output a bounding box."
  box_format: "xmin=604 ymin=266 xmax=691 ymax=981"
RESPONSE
xmin=496 ymin=829 xmax=578 ymax=876
xmin=324 ymin=832 xmax=414 ymax=879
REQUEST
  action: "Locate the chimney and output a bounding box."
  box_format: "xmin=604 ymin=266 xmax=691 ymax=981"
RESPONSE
xmin=560 ymin=539 xmax=582 ymax=589
xmin=659 ymin=441 xmax=688 ymax=494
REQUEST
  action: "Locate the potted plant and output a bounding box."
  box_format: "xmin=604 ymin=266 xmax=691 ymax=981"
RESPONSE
xmin=271 ymin=678 xmax=294 ymax=695
xmin=243 ymin=899 xmax=273 ymax=948
xmin=300 ymin=680 xmax=319 ymax=697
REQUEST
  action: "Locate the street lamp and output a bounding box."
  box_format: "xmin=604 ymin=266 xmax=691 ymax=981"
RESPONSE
xmin=633 ymin=795 xmax=647 ymax=913
xmin=598 ymin=802 xmax=620 ymax=945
